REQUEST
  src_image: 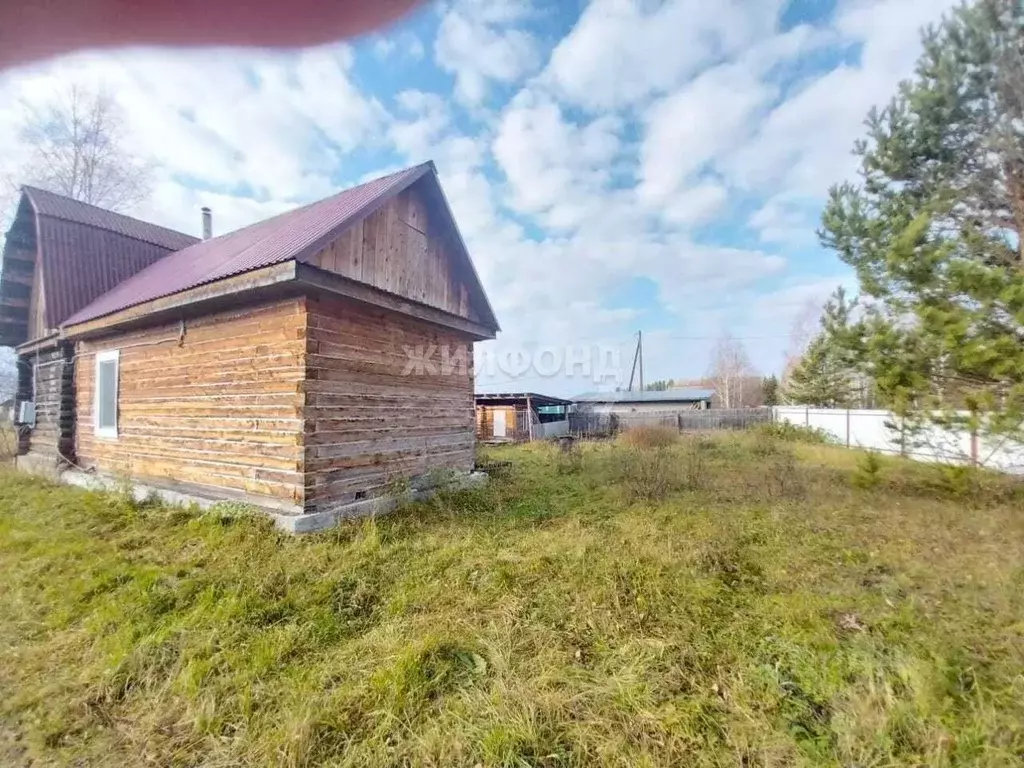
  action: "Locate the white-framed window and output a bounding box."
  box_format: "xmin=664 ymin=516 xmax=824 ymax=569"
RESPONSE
xmin=94 ymin=349 xmax=120 ymax=439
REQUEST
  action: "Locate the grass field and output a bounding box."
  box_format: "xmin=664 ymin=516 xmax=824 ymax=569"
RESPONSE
xmin=1 ymin=430 xmax=1023 ymax=767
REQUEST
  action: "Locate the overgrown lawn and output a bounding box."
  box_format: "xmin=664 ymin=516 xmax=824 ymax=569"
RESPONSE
xmin=1 ymin=434 xmax=1022 ymax=766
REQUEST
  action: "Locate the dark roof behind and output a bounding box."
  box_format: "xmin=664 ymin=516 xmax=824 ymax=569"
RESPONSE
xmin=18 ymin=187 xmax=199 ymax=329
xmin=572 ymin=388 xmax=715 ymax=404
xmin=24 ymin=187 xmax=198 ymax=251
xmin=65 ymin=162 xmax=497 ymax=330
xmin=475 ymin=392 xmax=573 ymax=407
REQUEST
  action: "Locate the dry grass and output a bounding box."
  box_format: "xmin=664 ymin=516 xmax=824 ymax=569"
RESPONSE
xmin=618 ymin=424 xmax=678 ymax=449
xmin=1 ymin=433 xmax=1023 ymax=767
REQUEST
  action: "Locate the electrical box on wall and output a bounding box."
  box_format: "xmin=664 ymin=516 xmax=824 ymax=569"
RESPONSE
xmin=18 ymin=401 xmax=35 ymax=427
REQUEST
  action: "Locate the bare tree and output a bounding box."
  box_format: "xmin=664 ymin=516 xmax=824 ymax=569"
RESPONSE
xmin=18 ymin=84 xmax=152 ymax=211
xmin=707 ymin=331 xmax=755 ymax=408
xmin=780 ymin=298 xmax=823 ymax=398
xmin=0 ymin=348 xmax=17 ymax=404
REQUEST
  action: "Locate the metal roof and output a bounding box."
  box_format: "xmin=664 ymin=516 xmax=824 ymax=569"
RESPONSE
xmin=474 ymin=392 xmax=573 ymax=406
xmin=64 ymin=162 xmax=498 ymax=330
xmin=24 ymin=187 xmax=198 ymax=251
xmin=12 ymin=188 xmax=199 ymax=329
xmin=571 ymin=388 xmax=715 ymax=404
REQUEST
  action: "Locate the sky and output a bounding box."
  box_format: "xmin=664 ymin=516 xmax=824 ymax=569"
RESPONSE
xmin=0 ymin=0 xmax=957 ymax=397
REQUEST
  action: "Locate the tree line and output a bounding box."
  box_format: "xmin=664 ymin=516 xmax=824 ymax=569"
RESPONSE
xmin=790 ymin=0 xmax=1022 ymax=445
xmin=651 ymin=0 xmax=1022 ymax=448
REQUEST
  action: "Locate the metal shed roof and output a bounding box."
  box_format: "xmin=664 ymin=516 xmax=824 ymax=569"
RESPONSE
xmin=571 ymin=388 xmax=715 ymax=404
xmin=475 ymin=392 xmax=573 ymax=407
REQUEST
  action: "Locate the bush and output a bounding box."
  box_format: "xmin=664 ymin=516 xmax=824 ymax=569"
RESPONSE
xmin=619 ymin=425 xmax=678 ymax=449
xmin=935 ymin=463 xmax=979 ymax=499
xmin=612 ymin=446 xmax=680 ymax=502
xmin=751 ymin=431 xmax=782 ymax=457
xmin=762 ymin=448 xmax=806 ymax=499
xmin=555 ymin=441 xmax=583 ymax=475
xmin=681 ymin=444 xmax=709 ymax=490
xmin=751 ymin=421 xmax=833 ymax=444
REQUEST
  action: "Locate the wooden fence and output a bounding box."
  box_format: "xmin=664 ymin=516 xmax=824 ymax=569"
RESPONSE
xmin=569 ymin=408 xmax=772 ymax=437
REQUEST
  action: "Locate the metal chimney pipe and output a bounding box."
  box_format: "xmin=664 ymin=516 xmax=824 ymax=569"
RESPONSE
xmin=201 ymin=207 xmax=212 ymax=240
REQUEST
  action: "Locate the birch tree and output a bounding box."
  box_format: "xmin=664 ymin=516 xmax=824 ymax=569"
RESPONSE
xmin=18 ymin=84 xmax=152 ymax=211
xmin=707 ymin=332 xmax=755 ymax=408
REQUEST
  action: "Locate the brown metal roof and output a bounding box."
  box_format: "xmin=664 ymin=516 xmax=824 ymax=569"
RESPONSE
xmin=64 ymin=162 xmax=498 ymax=330
xmin=6 ymin=188 xmax=199 ymax=330
xmin=24 ymin=187 xmax=198 ymax=251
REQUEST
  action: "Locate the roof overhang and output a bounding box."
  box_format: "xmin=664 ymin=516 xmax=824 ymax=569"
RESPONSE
xmin=474 ymin=392 xmax=572 ymax=407
xmin=61 ymin=261 xmax=497 ymax=342
xmin=15 ymin=332 xmax=62 ymax=355
xmin=296 ymin=264 xmax=495 ymax=340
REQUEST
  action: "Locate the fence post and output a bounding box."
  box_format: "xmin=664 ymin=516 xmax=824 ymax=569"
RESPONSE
xmin=805 ymin=407 xmax=809 ymax=426
xmin=970 ymin=428 xmax=979 ymax=466
xmin=846 ymin=409 xmax=851 ymax=447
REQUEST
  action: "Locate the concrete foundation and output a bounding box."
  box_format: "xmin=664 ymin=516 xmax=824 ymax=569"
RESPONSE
xmin=15 ymin=453 xmax=64 ymax=479
xmin=51 ymin=467 xmax=488 ymax=533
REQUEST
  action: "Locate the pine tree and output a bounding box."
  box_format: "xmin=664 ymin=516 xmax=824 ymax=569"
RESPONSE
xmin=785 ymin=337 xmax=853 ymax=407
xmin=761 ymin=374 xmax=780 ymax=406
xmin=786 ymin=290 xmax=856 ymax=407
xmin=821 ymin=0 xmax=1024 ymax=440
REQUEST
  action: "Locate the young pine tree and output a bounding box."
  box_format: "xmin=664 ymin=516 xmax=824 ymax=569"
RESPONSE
xmin=821 ymin=0 xmax=1024 ymax=440
xmin=786 ymin=290 xmax=856 ymax=407
xmin=761 ymin=374 xmax=780 ymax=406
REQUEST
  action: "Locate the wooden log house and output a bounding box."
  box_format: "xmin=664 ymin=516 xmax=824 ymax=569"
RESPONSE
xmin=1 ymin=163 xmax=500 ymax=531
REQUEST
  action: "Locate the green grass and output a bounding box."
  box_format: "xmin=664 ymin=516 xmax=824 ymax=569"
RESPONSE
xmin=1 ymin=434 xmax=1023 ymax=767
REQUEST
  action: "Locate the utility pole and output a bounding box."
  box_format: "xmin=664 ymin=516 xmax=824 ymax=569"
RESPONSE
xmin=627 ymin=331 xmax=643 ymax=392
xmin=638 ymin=330 xmax=644 ymax=393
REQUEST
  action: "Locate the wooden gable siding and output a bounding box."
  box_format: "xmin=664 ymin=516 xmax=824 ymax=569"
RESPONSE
xmin=302 ymin=294 xmax=475 ymax=509
xmin=74 ymin=297 xmax=307 ymax=503
xmin=27 ymin=255 xmax=47 ymax=340
xmin=308 ymin=185 xmax=479 ymax=322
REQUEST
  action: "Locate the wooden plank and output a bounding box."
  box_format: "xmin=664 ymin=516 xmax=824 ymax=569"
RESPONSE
xmin=296 ymin=263 xmax=495 ymax=340
xmin=304 ymin=185 xmax=492 ymax=326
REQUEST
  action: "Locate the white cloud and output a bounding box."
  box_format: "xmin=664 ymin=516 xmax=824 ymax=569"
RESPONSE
xmin=492 ymin=89 xmax=623 ymax=229
xmin=638 ymin=63 xmax=773 ymax=208
xmin=749 ymin=194 xmax=822 ymax=245
xmin=719 ymin=0 xmax=959 ymax=241
xmin=389 ymin=90 xmax=451 ymax=158
xmin=544 ymin=0 xmax=785 ymax=110
xmin=0 ymin=44 xmax=388 ymax=237
xmin=660 ymin=183 xmax=730 ymax=227
xmin=373 ymin=33 xmax=426 ymax=61
xmin=373 ymin=37 xmax=396 ymax=58
xmin=435 ymin=0 xmax=540 ymax=105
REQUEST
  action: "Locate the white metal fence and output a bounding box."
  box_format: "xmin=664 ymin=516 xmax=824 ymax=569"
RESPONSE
xmin=773 ymin=406 xmax=1024 ymax=475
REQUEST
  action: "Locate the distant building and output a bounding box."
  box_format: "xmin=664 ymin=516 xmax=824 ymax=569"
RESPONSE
xmin=572 ymin=388 xmax=714 ymax=415
xmin=475 ymin=392 xmax=572 ymax=442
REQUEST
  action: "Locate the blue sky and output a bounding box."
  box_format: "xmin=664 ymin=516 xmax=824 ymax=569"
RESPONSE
xmin=0 ymin=0 xmax=956 ymax=396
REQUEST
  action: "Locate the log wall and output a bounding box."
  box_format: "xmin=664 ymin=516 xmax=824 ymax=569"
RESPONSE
xmin=21 ymin=344 xmax=74 ymax=459
xmin=72 ymin=293 xmax=478 ymax=514
xmin=303 ymin=294 xmax=476 ymax=510
xmin=75 ymin=297 xmax=307 ymax=503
